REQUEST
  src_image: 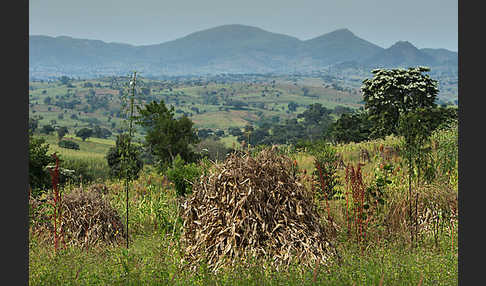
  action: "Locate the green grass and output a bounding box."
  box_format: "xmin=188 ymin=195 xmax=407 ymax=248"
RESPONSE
xmin=29 ymin=221 xmax=457 ymax=285
xmin=29 ymin=128 xmax=458 ymax=285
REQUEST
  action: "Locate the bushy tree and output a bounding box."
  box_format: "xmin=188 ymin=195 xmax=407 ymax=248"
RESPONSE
xmin=136 ymin=100 xmax=199 ymax=171
xmin=297 ymin=103 xmax=333 ymax=141
xmin=57 ymin=126 xmax=69 ymax=141
xmin=330 ymin=111 xmax=373 ymax=143
xmin=29 ymin=118 xmax=38 ymax=134
xmin=93 ymin=125 xmax=112 ymax=139
xmin=166 ymin=154 xmax=201 ymax=197
xmin=29 ymin=134 xmax=56 ymax=196
xmin=40 ymin=124 xmax=55 ymax=134
xmin=106 ymin=134 xmax=144 ymax=180
xmin=361 ymin=67 xmax=439 ymax=138
xmin=76 ymin=128 xmax=93 ymax=141
xmin=288 ymin=101 xmax=298 ymax=112
xmin=58 ymin=140 xmax=79 ymax=150
xmin=43 ymin=96 xmax=52 ymax=105
xmin=229 ymin=127 xmax=243 ymax=137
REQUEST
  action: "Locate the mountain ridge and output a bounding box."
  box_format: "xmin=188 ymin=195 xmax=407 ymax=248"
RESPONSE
xmin=29 ymin=24 xmax=457 ymax=78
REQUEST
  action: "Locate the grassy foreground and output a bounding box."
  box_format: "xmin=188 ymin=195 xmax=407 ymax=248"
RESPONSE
xmin=29 ymin=128 xmax=458 ymax=285
xmin=29 ymin=232 xmax=457 ymax=285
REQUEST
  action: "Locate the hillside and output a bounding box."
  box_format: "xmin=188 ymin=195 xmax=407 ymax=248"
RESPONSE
xmin=301 ymin=28 xmax=384 ymax=65
xmin=29 ymin=24 xmax=457 ymax=79
xmin=361 ymin=41 xmax=438 ymax=68
xmin=28 ymin=75 xmax=364 ymax=143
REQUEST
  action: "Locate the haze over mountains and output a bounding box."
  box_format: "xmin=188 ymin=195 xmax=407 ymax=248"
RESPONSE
xmin=29 ymin=24 xmax=457 ymax=79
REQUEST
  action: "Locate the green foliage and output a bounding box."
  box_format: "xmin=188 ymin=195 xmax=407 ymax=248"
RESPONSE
xmin=362 ymin=67 xmax=439 ymax=138
xmin=136 ymin=100 xmax=199 ymax=171
xmin=92 ymin=125 xmax=112 ymax=139
xmin=236 ymin=104 xmax=336 ymax=146
xmin=29 ymin=118 xmax=39 ymax=134
xmin=29 ymin=127 xmax=458 ymax=285
xmin=228 ymin=127 xmax=243 ymax=137
xmin=397 ymin=108 xmax=435 ymax=187
xmin=56 ymin=126 xmax=69 ymax=141
xmin=29 ymin=135 xmax=56 ymax=196
xmin=195 ymin=138 xmax=232 ymax=162
xmin=330 ymin=111 xmax=373 ymax=143
xmin=43 ymin=96 xmax=52 ymax=105
xmin=59 ymin=76 xmax=73 ymax=86
xmin=40 ymin=124 xmax=55 ymax=135
xmin=364 ymin=164 xmax=394 ymax=216
xmin=76 ymin=128 xmax=93 ymax=141
xmin=166 ymin=154 xmax=202 ymax=197
xmin=430 ymin=122 xmax=458 ymax=181
xmin=106 ymin=134 xmax=144 ymax=181
xmin=310 ymin=142 xmax=341 ymax=200
xmin=58 ymin=139 xmax=79 ymax=150
xmin=288 ymin=101 xmax=298 ymax=112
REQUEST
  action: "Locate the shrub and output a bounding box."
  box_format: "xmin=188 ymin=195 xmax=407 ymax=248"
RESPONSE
xmin=58 ymin=140 xmax=80 ymax=150
xmin=195 ymin=138 xmax=232 ymax=162
xmin=430 ymin=122 xmax=458 ymax=181
xmin=40 ymin=124 xmax=55 ymax=135
xmin=166 ymin=154 xmax=201 ymax=197
xmin=29 ymin=135 xmax=56 ymax=196
xmin=106 ymin=134 xmax=144 ymax=181
xmin=310 ymin=142 xmax=341 ymax=200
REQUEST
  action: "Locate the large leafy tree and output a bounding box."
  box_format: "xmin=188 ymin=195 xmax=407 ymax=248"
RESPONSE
xmin=361 ymin=67 xmax=439 ymax=138
xmin=136 ymin=100 xmax=199 ymax=171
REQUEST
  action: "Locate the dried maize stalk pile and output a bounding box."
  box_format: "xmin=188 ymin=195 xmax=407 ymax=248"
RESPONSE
xmin=181 ymin=148 xmax=338 ymax=271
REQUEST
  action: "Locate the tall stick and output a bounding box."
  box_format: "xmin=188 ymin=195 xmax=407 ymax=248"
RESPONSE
xmin=409 ymin=152 xmax=413 ymax=248
xmin=125 ymin=71 xmax=137 ymax=249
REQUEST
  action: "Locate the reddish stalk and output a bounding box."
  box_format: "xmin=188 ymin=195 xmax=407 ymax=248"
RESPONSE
xmin=378 ymin=273 xmax=384 ymax=286
xmin=49 ymin=153 xmax=62 ymax=254
xmin=345 ymin=191 xmax=350 ymax=237
xmin=349 ymin=164 xmax=366 ymax=245
xmin=345 ymin=165 xmax=351 ymax=237
xmin=417 ymin=274 xmax=423 ymax=286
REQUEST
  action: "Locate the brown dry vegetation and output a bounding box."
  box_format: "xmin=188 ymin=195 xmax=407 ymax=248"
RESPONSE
xmin=181 ymin=149 xmax=339 ymax=272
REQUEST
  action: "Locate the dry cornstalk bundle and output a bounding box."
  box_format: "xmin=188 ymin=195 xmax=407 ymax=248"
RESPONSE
xmin=30 ymin=184 xmax=125 ymax=247
xmin=181 ymin=148 xmax=339 ymax=272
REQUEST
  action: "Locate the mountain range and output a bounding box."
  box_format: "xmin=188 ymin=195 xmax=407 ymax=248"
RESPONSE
xmin=29 ymin=24 xmax=457 ymax=78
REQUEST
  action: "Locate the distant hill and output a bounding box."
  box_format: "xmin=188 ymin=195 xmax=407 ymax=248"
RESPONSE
xmin=301 ymin=28 xmax=384 ymax=65
xmin=420 ymin=48 xmax=458 ymax=65
xmin=134 ymin=24 xmax=303 ymax=74
xmin=361 ymin=41 xmax=438 ymax=68
xmin=29 ymin=24 xmax=457 ymax=78
xmin=29 ymin=35 xmax=137 ymax=67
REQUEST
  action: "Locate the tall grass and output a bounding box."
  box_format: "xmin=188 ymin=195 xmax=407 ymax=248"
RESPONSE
xmin=29 ymin=126 xmax=458 ymax=285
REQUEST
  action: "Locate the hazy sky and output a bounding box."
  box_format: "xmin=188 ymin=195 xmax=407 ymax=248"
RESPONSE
xmin=29 ymin=0 xmax=458 ymax=51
